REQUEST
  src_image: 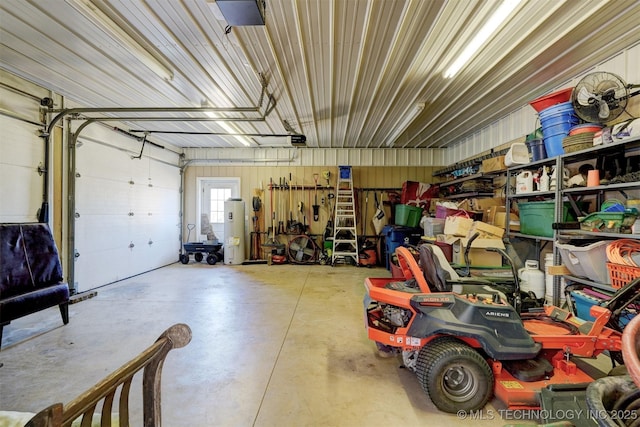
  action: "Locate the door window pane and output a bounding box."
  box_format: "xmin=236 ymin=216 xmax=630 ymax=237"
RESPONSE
xmin=210 ymin=188 xmax=231 ymax=223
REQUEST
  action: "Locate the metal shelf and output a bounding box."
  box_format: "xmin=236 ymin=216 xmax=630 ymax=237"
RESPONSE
xmin=507 ymin=190 xmax=555 ymax=199
xmin=562 ymin=181 xmax=640 ymax=194
xmin=558 ymin=231 xmax=640 ymax=240
xmin=509 ymin=232 xmax=554 ymax=242
xmin=439 ymin=172 xmax=498 ymax=186
xmin=445 ymin=192 xmax=495 ymax=199
xmin=562 ymin=275 xmax=616 ymax=293
xmin=560 ymin=136 xmax=640 ymax=163
xmin=506 ymin=157 xmax=558 ymax=172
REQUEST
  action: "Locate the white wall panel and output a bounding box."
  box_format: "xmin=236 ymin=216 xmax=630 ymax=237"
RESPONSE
xmin=0 ymin=110 xmax=44 ymax=222
xmin=627 ymin=43 xmax=640 ymax=83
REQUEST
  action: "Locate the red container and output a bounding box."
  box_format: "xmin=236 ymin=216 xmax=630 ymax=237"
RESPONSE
xmin=529 ymin=87 xmax=574 ymax=112
xmin=435 ymin=241 xmax=453 ymax=262
xmin=569 ymin=123 xmax=603 ymax=136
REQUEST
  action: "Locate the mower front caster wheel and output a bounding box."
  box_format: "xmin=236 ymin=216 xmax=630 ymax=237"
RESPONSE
xmin=206 ymin=254 xmax=217 ymax=265
xmin=179 ymin=254 xmax=190 ymax=264
xmin=416 ymin=337 xmax=494 ymax=413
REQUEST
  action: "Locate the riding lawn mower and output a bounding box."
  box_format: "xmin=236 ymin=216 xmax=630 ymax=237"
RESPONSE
xmin=364 ymin=243 xmax=640 ymax=420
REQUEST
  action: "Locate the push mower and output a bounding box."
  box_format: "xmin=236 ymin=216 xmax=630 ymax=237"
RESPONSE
xmin=364 ymin=243 xmax=638 ymax=414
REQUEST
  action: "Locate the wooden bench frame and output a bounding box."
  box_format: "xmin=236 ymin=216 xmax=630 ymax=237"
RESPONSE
xmin=25 ymin=323 xmax=192 ymax=427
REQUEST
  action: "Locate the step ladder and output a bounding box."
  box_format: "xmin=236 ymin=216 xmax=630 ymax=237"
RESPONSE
xmin=332 ymin=166 xmax=358 ymax=265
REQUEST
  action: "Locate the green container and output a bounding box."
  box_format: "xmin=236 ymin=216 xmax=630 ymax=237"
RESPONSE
xmin=518 ymin=201 xmax=569 ymax=238
xmin=395 ymin=204 xmax=423 ymax=228
xmin=580 ymin=211 xmax=638 ymax=233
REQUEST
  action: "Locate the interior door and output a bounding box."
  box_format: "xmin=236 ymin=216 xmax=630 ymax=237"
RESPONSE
xmin=199 ymin=178 xmax=240 ymax=244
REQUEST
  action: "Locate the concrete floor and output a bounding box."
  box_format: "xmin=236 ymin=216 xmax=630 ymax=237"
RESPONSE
xmin=0 ymin=263 xmax=598 ymax=426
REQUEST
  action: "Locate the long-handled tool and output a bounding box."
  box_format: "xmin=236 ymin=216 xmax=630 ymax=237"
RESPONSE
xmin=313 ymin=173 xmax=320 ymax=222
xmin=296 ymin=179 xmax=303 ymax=227
xmin=287 ymin=173 xmax=294 ymax=231
xmin=362 ymin=190 xmax=369 ymax=235
xmin=277 ymin=177 xmax=285 ymax=235
xmin=251 ymin=195 xmax=262 ymax=259
xmin=268 ymin=178 xmax=275 ymax=243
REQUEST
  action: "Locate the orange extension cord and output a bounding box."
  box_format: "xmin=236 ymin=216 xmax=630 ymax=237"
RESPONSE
xmin=606 ymin=239 xmax=640 ymax=266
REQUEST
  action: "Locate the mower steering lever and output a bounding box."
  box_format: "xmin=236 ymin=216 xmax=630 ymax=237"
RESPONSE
xmin=485 ymin=245 xmax=521 ymax=313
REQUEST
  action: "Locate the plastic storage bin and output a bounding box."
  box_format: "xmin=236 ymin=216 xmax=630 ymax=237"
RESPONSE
xmin=382 ymin=225 xmax=422 ymax=270
xmin=339 ymin=166 xmax=351 ymax=179
xmin=570 ymin=290 xmax=604 ymax=321
xmin=395 ymin=204 xmax=423 ymax=227
xmin=556 ymin=241 xmax=611 ymax=284
xmin=518 ymin=201 xmax=568 ymax=238
xmin=421 ymin=217 xmax=445 ymax=237
xmin=570 ymin=289 xmax=633 ymax=328
xmin=606 ymin=263 xmax=640 ymax=289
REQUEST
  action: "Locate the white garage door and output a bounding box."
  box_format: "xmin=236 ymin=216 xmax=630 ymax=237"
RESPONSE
xmin=73 ymin=138 xmax=180 ymax=292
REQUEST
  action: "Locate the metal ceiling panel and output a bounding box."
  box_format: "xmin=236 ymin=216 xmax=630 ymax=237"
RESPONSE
xmin=1 ymin=0 xmax=639 ymax=150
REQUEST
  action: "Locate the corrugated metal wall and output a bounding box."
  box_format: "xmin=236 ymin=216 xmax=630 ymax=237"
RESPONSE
xmin=183 ymin=147 xmax=447 ymax=167
xmin=445 ymin=42 xmax=640 ymax=165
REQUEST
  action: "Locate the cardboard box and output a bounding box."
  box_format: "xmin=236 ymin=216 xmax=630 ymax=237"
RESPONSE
xmin=471 ymin=197 xmax=504 ymax=212
xmin=482 ymin=156 xmax=506 ymax=173
xmin=469 ymin=220 xmax=505 ymax=239
xmin=487 ymin=205 xmax=506 ymax=225
xmin=495 ymin=211 xmax=520 ymax=231
xmin=444 ymin=216 xmax=473 ymax=237
xmin=445 ymin=236 xmax=505 ymax=267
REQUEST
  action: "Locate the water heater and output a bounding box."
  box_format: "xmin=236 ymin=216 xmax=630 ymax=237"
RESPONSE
xmin=224 ymin=198 xmax=245 ymax=264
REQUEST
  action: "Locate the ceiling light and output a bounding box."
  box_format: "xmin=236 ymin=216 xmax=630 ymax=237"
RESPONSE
xmin=209 ymin=0 xmax=266 ymax=26
xmin=218 ymin=121 xmax=253 ymax=147
xmin=443 ymin=0 xmax=523 ymax=79
xmin=65 ymin=0 xmax=174 ymax=81
xmin=385 ymin=103 xmax=425 ymax=147
xmin=203 ymin=109 xmax=253 ymax=147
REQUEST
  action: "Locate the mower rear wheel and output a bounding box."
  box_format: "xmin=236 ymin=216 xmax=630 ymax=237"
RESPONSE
xmin=416 ymin=337 xmax=494 ymax=413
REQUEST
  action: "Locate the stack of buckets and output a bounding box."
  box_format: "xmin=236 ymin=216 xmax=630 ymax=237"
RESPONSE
xmin=539 ymin=101 xmax=580 ymax=157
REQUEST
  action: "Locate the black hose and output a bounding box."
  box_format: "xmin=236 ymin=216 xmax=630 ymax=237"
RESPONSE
xmin=587 ymin=376 xmax=640 ymax=427
xmin=520 ymin=312 xmax=580 ymax=335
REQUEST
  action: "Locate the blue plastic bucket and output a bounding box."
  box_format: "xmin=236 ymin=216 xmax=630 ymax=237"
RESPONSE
xmin=539 ymin=102 xmax=579 ymax=157
xmin=526 ymin=138 xmax=547 ymax=161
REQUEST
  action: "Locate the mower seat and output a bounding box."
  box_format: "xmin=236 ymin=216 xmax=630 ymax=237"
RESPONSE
xmin=419 ymin=244 xmax=508 ymax=301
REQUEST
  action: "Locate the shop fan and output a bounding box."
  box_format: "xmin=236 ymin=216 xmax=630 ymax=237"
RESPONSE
xmin=288 ymin=235 xmax=317 ymax=263
xmin=572 ymin=72 xmax=640 ymax=123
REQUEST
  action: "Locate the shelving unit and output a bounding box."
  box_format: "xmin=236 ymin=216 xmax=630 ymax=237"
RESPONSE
xmin=554 ymin=136 xmax=640 ymax=295
xmin=437 ymin=172 xmax=499 ymax=200
xmin=505 ymin=157 xmax=559 ymax=244
xmin=505 ymin=135 xmax=640 ymax=303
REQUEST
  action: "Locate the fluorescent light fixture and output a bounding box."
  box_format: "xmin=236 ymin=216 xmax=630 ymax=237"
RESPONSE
xmin=385 ymin=103 xmax=425 ymax=147
xmin=66 ymin=0 xmax=174 ymax=81
xmin=218 ymin=121 xmax=253 ymax=147
xmin=204 ymin=110 xmax=253 ymax=147
xmin=443 ymin=0 xmax=523 ymax=79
